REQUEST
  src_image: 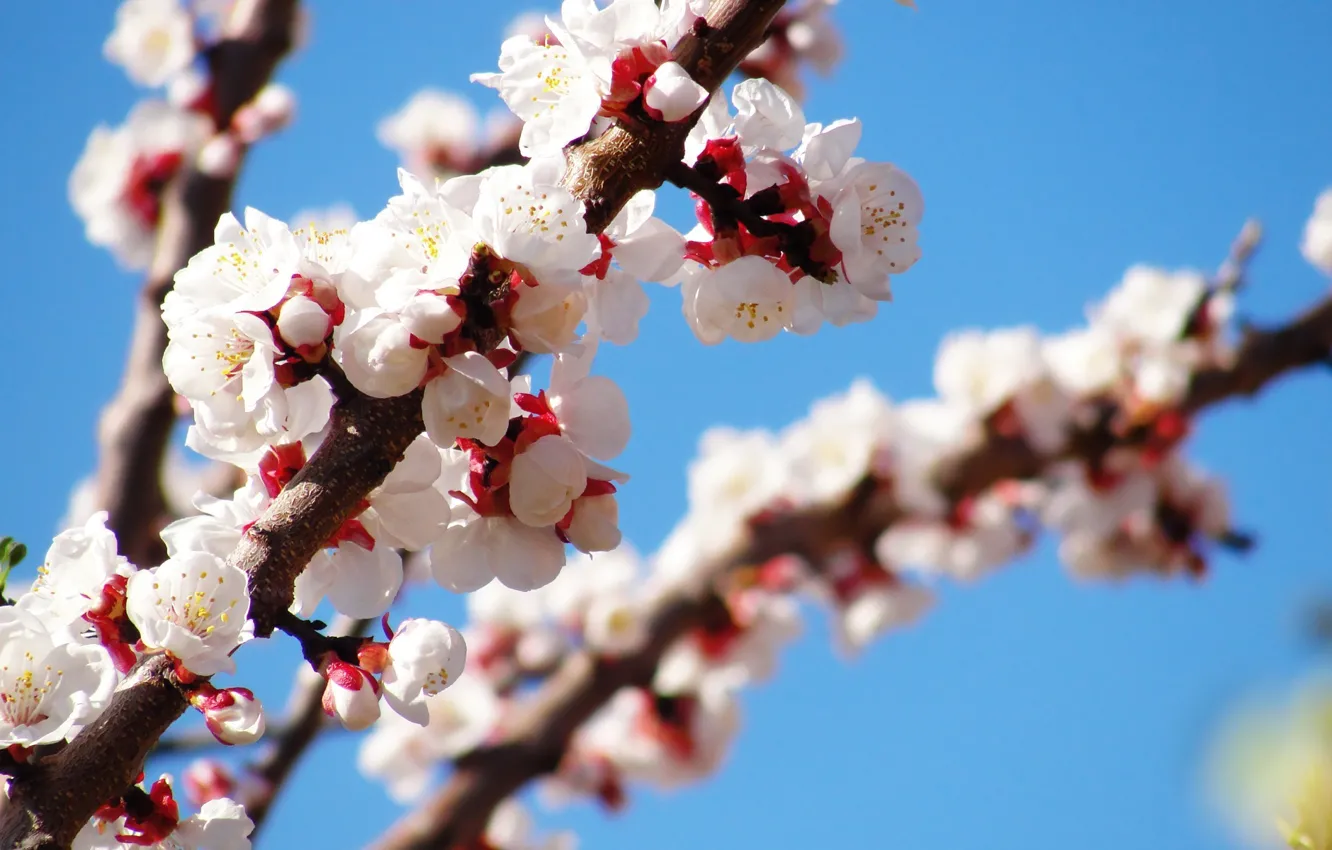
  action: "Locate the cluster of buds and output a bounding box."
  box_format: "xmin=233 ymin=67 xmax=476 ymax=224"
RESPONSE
xmin=310 ymin=617 xmax=467 ymax=731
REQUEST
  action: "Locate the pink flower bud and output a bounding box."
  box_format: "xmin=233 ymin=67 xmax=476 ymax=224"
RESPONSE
xmin=321 ymin=661 xmax=381 ymax=731
xmin=277 ymin=294 xmax=333 ymax=349
xmin=191 ymin=686 xmax=266 ymax=746
xmin=642 ymin=61 xmax=708 ymax=123
xmin=399 ymin=292 xmax=464 ymax=344
xmin=564 ymin=493 xmax=621 ymax=554
xmin=253 ymin=84 xmax=296 ymax=127
xmin=182 ymin=760 xmax=236 ymax=806
xmin=232 ymin=84 xmax=296 ymax=143
xmin=197 ymin=133 xmax=242 ymax=178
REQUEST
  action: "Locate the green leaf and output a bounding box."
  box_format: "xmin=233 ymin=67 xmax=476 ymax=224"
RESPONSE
xmin=0 ymin=536 xmax=27 ymax=600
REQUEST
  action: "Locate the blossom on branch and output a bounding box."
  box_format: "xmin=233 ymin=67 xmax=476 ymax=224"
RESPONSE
xmin=188 ymin=684 xmax=266 ymax=746
xmin=675 ymin=78 xmax=924 ymax=341
xmin=472 ymin=0 xmax=708 ymax=156
xmin=70 ymin=100 xmax=209 ymax=269
xmin=126 ymin=551 xmax=251 ymax=676
xmin=104 ymin=0 xmax=197 ymax=88
xmin=0 ymin=607 xmax=117 ymax=749
xmin=380 ymin=618 xmax=468 ymax=725
xmin=74 ymin=775 xmax=254 ymax=850
xmin=163 ymin=208 xmax=344 ymax=463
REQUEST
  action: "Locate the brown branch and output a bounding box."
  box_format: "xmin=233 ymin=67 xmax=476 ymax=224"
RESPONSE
xmin=563 ymin=0 xmax=787 ymax=232
xmin=369 ymin=290 xmax=1332 ymax=850
xmin=93 ymin=0 xmax=300 ymax=569
xmin=0 ymin=2 xmax=785 ymax=847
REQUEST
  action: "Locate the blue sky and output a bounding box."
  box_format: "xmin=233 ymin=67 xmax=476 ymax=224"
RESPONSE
xmin=1 ymin=1 xmax=1331 ymax=848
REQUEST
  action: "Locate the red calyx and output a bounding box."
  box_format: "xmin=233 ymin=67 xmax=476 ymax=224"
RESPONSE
xmin=600 ymin=41 xmax=673 ymax=119
xmin=122 ymin=152 xmax=184 ymax=230
xmin=117 ymin=778 xmax=180 ymax=846
xmin=258 ymin=442 xmax=309 ymax=498
xmin=83 ymin=575 xmax=139 ymax=674
xmin=579 ymin=233 xmax=617 ymax=280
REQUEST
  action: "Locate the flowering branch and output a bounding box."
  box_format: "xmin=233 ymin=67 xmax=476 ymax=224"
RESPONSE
xmin=0 ymin=2 xmax=787 ymax=847
xmin=92 ymin=0 xmax=299 ymax=568
xmin=369 ymin=286 xmax=1332 ymax=850
xmin=240 ymin=614 xmax=371 ymax=836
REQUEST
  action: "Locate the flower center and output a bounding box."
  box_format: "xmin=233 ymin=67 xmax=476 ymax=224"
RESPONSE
xmin=0 ymin=660 xmax=57 ymax=728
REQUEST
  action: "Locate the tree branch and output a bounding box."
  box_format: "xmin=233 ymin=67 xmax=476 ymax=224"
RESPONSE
xmin=93 ymin=0 xmax=300 ymax=568
xmin=369 ymin=290 xmax=1332 ymax=850
xmin=0 ymin=2 xmax=787 ymax=847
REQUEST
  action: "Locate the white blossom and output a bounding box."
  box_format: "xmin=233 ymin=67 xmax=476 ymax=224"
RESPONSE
xmin=833 ymin=583 xmax=934 ymax=653
xmin=378 ymin=90 xmax=482 ymax=175
xmin=564 ymin=493 xmax=622 ymax=553
xmin=20 ymin=512 xmax=133 ymax=640
xmin=430 ymin=514 xmax=567 ymax=592
xmin=0 ymin=607 xmax=116 ymax=747
xmin=780 ymin=379 xmax=893 ymax=506
xmin=642 ymin=61 xmax=708 ymax=122
xmin=510 ymin=435 xmax=589 ymax=527
xmin=682 ymin=255 xmax=796 ymax=344
xmin=827 ymin=159 xmax=924 ymax=300
xmin=333 ymin=310 xmax=430 ymax=398
xmin=70 ymin=101 xmax=208 ymax=269
xmin=583 ymin=590 xmax=647 ymax=656
xmin=732 ymin=78 xmax=806 ymax=151
xmin=422 ymin=352 xmax=512 ymax=449
xmin=192 ymin=688 xmax=266 ymax=746
xmin=1301 ymin=188 xmax=1332 ymax=274
xmin=126 ymin=552 xmax=251 ymax=676
xmin=381 ymin=619 xmax=468 ymax=725
xmin=1096 ymin=265 xmax=1206 ymax=346
xmin=876 ymin=488 xmax=1033 ymax=582
xmin=103 ymin=0 xmax=196 ymax=88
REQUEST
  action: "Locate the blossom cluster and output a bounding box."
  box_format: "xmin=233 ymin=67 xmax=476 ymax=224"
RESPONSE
xmin=71 ymin=0 xmax=295 ymax=269
xmin=3 ymin=507 xmax=470 ymax=849
xmin=41 ymin=1 xmax=930 ymax=842
xmin=148 ymin=58 xmax=923 ymax=599
xmin=52 ymin=0 xmax=1326 ymax=847
xmin=350 ymin=244 xmax=1282 ymax=819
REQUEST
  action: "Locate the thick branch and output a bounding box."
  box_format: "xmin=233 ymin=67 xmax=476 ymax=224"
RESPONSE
xmin=0 ymin=2 xmax=784 ymax=847
xmin=94 ymin=0 xmax=299 ymax=568
xmin=370 ymin=290 xmax=1332 ymax=850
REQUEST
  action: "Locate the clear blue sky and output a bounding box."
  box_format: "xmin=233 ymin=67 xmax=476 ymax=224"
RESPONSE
xmin=1 ymin=2 xmax=1330 ymax=848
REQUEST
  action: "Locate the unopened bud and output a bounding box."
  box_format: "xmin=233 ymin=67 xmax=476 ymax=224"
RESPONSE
xmin=182 ymin=760 xmax=236 ymax=806
xmin=321 ymin=661 xmax=381 ymax=731
xmin=191 ymin=686 xmax=266 ymax=746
